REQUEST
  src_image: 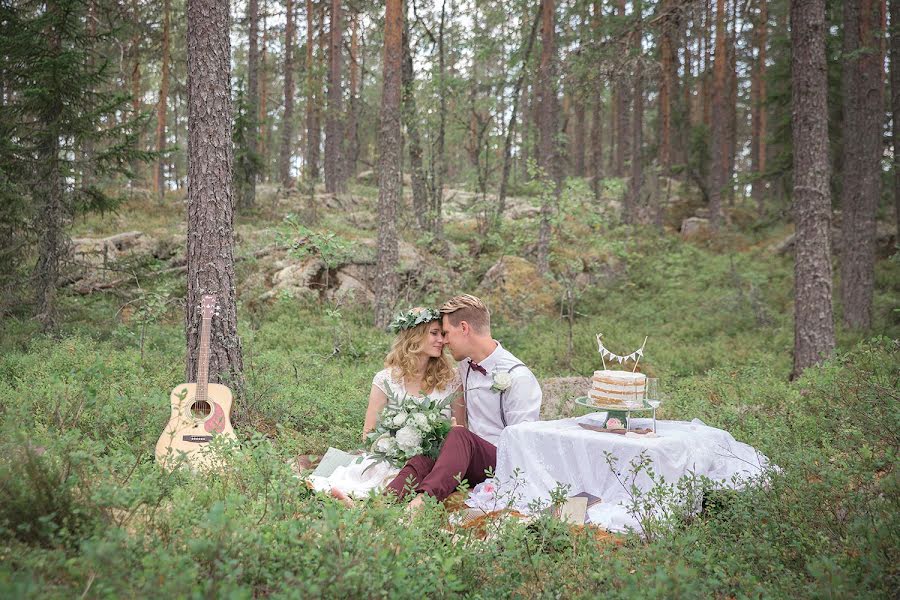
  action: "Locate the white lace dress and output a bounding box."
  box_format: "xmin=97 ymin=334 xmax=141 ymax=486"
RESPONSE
xmin=309 ymin=368 xmax=461 ymax=498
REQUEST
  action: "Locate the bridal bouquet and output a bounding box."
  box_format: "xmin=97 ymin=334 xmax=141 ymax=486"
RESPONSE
xmin=366 ymin=384 xmax=454 ymax=468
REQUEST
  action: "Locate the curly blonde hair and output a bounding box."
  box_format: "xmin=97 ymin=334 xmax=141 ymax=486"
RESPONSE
xmin=384 ymin=318 xmax=456 ymax=395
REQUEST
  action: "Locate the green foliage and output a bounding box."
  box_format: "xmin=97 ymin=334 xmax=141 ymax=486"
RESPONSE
xmin=279 ymin=214 xmax=356 ymax=269
xmin=0 ymin=187 xmax=897 ymax=596
xmin=0 ymin=0 xmax=150 ymax=311
xmin=232 ymin=83 xmax=265 ymax=206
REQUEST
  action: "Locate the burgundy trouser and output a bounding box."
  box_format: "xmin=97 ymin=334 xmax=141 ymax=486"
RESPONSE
xmin=384 ymin=427 xmax=497 ymax=501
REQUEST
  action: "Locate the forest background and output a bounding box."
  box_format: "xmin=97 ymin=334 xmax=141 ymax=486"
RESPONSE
xmin=0 ymin=0 xmax=898 ymax=597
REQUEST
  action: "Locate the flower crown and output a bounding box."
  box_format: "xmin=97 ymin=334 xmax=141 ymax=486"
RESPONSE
xmin=389 ymin=307 xmax=441 ymax=334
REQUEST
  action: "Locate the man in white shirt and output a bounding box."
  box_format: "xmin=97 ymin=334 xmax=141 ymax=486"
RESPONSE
xmin=387 ymin=294 xmax=542 ymax=507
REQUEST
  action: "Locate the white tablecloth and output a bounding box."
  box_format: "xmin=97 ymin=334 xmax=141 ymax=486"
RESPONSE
xmin=466 ymin=416 xmax=774 ymax=533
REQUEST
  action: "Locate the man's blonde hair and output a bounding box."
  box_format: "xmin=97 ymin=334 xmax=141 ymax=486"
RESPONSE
xmin=440 ymin=294 xmax=490 ymax=334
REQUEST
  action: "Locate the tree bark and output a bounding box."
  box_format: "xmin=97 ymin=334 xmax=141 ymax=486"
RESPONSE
xmin=130 ymin=0 xmax=143 ymax=183
xmin=626 ymin=0 xmax=644 ymax=223
xmin=305 ymin=0 xmax=321 ymax=181
xmin=402 ymin=12 xmax=429 ymax=231
xmin=431 ymin=0 xmax=448 ymax=239
xmin=573 ymin=97 xmax=586 ymax=177
xmin=751 ymin=0 xmax=768 ymax=212
xmin=658 ymin=0 xmax=676 ymax=173
xmin=81 ymin=0 xmax=97 ymax=191
xmin=34 ymin=85 xmax=65 ymax=332
xmin=536 ymin=0 xmax=561 ymax=275
xmin=590 ymin=0 xmax=604 ymax=197
xmin=790 ymin=0 xmax=835 ymax=378
xmin=345 ymin=9 xmax=359 ymax=177
xmin=615 ymin=0 xmax=630 ymax=177
xmin=259 ymin=11 xmax=269 ymax=177
xmin=186 ymin=0 xmax=243 ymax=385
xmin=239 ymin=0 xmax=259 ymax=208
xmin=154 ymin=0 xmax=171 ymax=204
xmin=840 ymin=0 xmax=885 ymax=330
xmin=707 ymin=0 xmax=727 ymax=228
xmin=496 ymin=4 xmax=541 ymax=226
xmin=725 ymin=0 xmax=737 ymax=205
xmin=892 ymin=0 xmax=900 ymax=239
xmin=279 ymin=0 xmax=296 ymax=189
xmin=374 ymin=0 xmax=402 ymax=329
xmin=324 ymin=0 xmax=345 ymax=194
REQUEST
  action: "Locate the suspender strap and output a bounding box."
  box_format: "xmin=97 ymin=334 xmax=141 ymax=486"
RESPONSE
xmin=499 ymin=364 xmax=526 ymax=427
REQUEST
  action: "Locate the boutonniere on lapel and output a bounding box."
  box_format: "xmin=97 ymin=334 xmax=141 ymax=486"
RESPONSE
xmin=490 ymin=371 xmax=512 ymax=392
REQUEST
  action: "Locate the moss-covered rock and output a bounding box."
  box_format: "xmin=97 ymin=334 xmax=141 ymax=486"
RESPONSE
xmin=478 ymin=255 xmax=561 ymax=323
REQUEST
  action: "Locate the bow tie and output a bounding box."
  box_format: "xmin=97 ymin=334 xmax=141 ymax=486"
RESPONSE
xmin=468 ymin=359 xmax=488 ymax=376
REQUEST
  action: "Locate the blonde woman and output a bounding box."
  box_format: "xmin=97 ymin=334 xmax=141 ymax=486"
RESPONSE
xmin=314 ymin=307 xmax=463 ymax=500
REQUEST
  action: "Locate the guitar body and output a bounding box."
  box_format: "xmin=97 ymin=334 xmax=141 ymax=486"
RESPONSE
xmin=155 ymin=382 xmax=236 ymax=470
xmin=155 ymin=295 xmax=237 ymax=471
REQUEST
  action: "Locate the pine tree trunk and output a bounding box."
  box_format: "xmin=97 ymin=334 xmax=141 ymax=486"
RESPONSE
xmin=305 ymin=0 xmax=321 ymax=181
xmin=615 ymin=0 xmax=630 ymax=177
xmin=81 ymin=0 xmax=97 ymax=191
xmin=725 ymin=0 xmax=737 ymax=205
xmin=890 ymin=0 xmax=900 ymax=241
xmin=608 ymin=87 xmax=617 ymax=173
xmin=239 ymin=0 xmax=259 ymax=208
xmin=130 ymin=0 xmax=143 ymax=184
xmin=186 ymin=0 xmax=243 ymax=385
xmin=324 ymin=0 xmax=345 ymax=194
xmin=591 ymin=99 xmax=603 ymax=196
xmin=659 ymin=0 xmax=675 ymax=173
xmin=173 ymin=88 xmax=181 ymax=187
xmin=790 ymin=0 xmax=835 ymax=378
xmin=154 ymin=0 xmax=171 ymax=205
xmin=33 ymin=6 xmax=67 ymax=332
xmin=627 ymin=0 xmax=644 ymax=223
xmin=536 ymin=0 xmax=560 ymax=275
xmin=259 ymin=13 xmax=268 ymax=178
xmin=497 ymin=5 xmax=540 ymax=226
xmin=708 ymin=0 xmax=727 ymax=228
xmin=751 ymin=0 xmax=768 ymax=212
xmin=702 ymin=0 xmax=712 ymax=129
xmin=590 ymin=0 xmax=603 ymax=196
xmin=840 ymin=0 xmax=885 ymax=330
xmin=573 ymin=98 xmax=586 ymax=177
xmin=34 ymin=109 xmax=65 ymax=332
xmin=402 ymin=13 xmax=428 ymax=231
xmin=279 ymin=0 xmax=296 ymax=189
xmin=346 ymin=10 xmax=359 ymax=177
xmin=432 ymin=0 xmax=448 ymax=239
xmin=374 ymin=0 xmax=402 ymax=329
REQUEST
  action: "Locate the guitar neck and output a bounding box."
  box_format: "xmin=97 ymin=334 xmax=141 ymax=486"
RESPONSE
xmin=197 ymin=314 xmax=211 ymax=401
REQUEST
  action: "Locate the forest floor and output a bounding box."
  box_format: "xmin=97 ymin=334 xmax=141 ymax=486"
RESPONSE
xmin=0 ymin=178 xmax=898 ymax=598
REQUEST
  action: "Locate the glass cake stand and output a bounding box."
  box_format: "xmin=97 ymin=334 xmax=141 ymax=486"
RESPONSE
xmin=573 ymin=396 xmax=653 ymax=430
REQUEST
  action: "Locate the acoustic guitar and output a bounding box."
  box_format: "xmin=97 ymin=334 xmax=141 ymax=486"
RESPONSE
xmin=155 ymin=294 xmax=236 ymax=470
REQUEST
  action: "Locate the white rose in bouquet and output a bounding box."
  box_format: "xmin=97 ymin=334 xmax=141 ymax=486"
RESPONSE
xmin=413 ymin=412 xmax=429 ymax=429
xmin=371 ymin=433 xmax=392 ymax=454
xmin=395 ymin=425 xmax=423 ymax=452
xmin=393 ymin=411 xmax=409 ymax=427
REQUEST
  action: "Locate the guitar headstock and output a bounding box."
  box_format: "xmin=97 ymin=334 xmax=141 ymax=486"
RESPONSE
xmin=201 ymin=295 xmax=218 ymax=319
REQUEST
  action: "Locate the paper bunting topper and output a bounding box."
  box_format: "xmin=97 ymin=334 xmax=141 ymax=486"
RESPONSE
xmin=596 ymin=333 xmax=648 ymax=372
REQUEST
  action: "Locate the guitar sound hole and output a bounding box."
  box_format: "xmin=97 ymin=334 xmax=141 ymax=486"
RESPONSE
xmin=190 ymin=400 xmax=212 ymax=419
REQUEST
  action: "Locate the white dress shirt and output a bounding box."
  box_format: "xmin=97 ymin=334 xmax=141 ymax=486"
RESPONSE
xmin=459 ymin=341 xmax=542 ymax=446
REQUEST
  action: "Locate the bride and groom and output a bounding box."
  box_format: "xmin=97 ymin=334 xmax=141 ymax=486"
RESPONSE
xmin=318 ymin=294 xmax=542 ymax=509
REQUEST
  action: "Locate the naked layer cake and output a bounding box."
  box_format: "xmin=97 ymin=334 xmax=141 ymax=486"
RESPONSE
xmin=588 ymin=370 xmax=646 ymax=408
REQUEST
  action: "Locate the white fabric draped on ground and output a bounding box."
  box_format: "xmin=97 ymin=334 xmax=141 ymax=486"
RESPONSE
xmin=308 ymin=452 xmax=399 ymax=498
xmin=465 ymin=416 xmax=774 ymax=533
